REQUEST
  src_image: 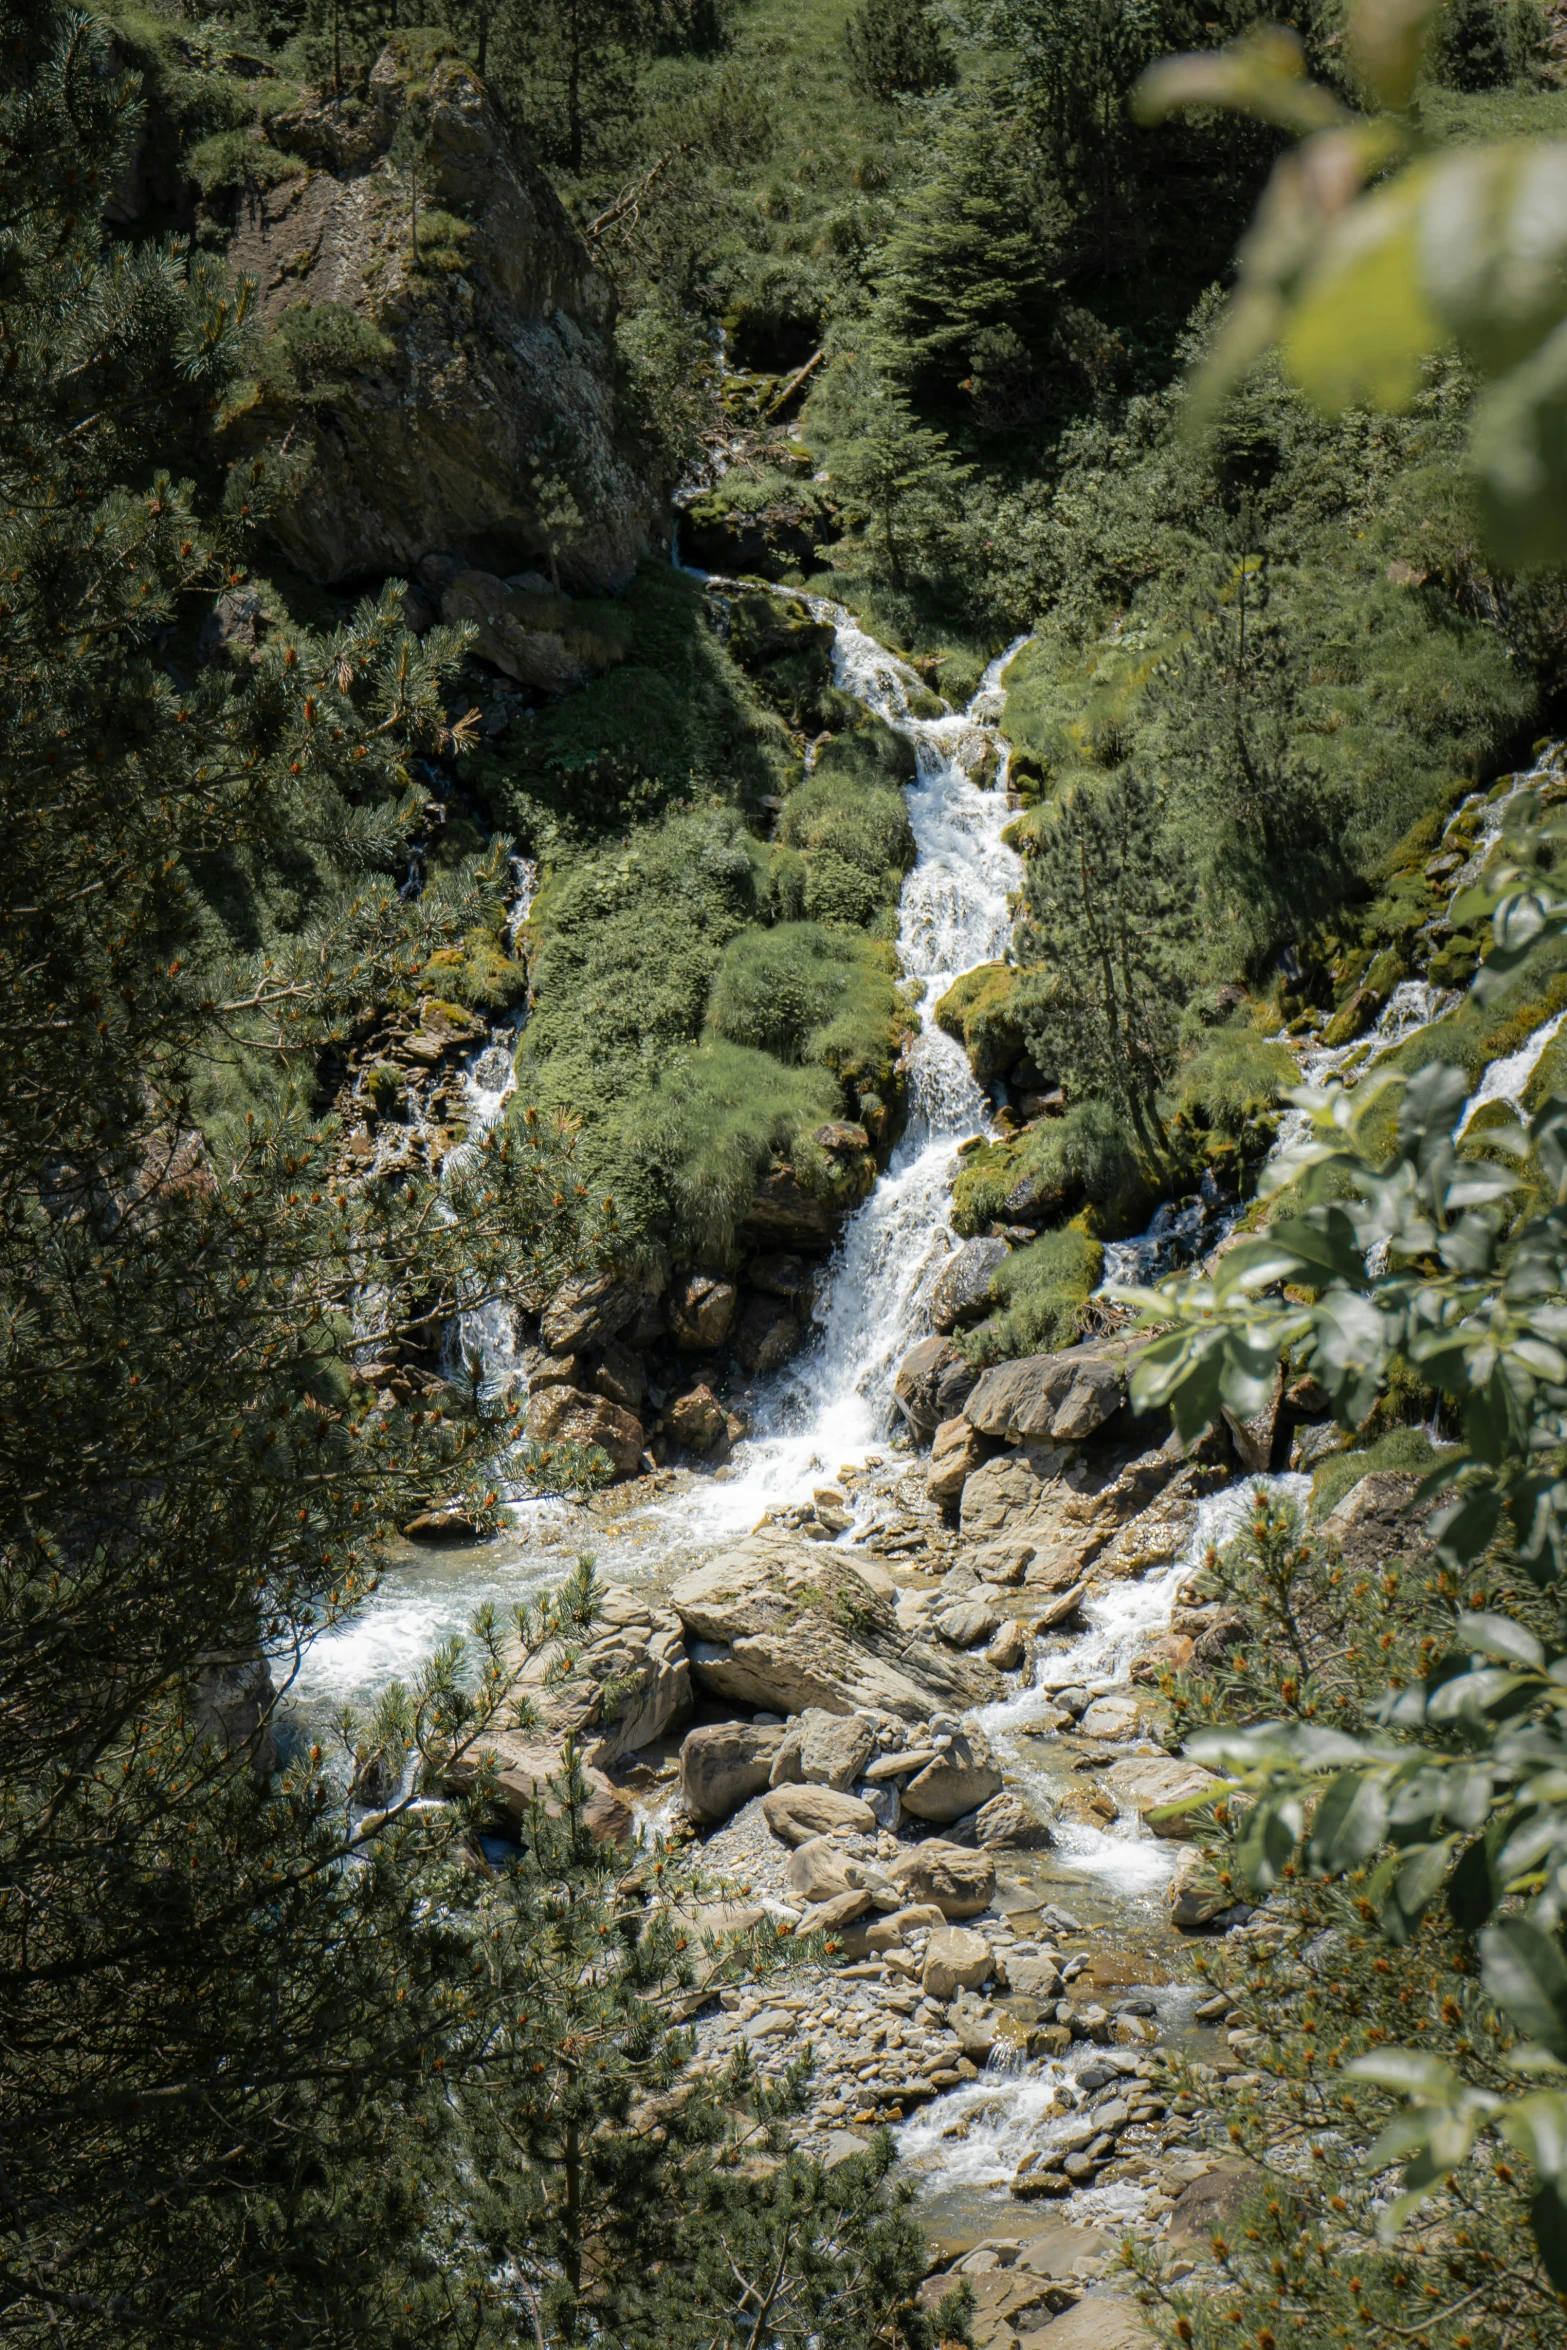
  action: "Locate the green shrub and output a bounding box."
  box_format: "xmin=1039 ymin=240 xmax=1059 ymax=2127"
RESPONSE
xmin=256 ymin=303 xmax=395 ymax=404
xmin=620 ymin=1041 xmax=839 ymax=1260
xmin=950 ymin=1098 xmax=1139 ymax=1235
xmin=844 ymin=0 xmax=956 ymax=97
xmin=1167 ymin=1022 xmax=1300 ymax=1143
xmin=935 ymin=962 xmax=1027 ymax=1079
xmin=965 ymin=1227 xmax=1104 ymax=1364
xmin=777 ymin=761 xmax=915 ymax=931
xmin=1308 ymin=1425 xmax=1456 ymax=1520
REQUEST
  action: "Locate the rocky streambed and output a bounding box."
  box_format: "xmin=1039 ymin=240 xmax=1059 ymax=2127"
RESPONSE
xmin=285 ymin=598 xmax=1450 ymax=2344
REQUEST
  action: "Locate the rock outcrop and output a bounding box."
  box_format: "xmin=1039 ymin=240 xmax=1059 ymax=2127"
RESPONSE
xmin=226 ymin=46 xmax=659 ymax=592
xmin=670 ymin=1531 xmax=998 ymax=1720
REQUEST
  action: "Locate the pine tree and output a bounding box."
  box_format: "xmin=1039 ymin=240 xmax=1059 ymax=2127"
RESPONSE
xmin=811 ymin=362 xmax=972 ymax=587
xmin=1016 ymin=768 xmax=1186 ymax=1163
xmin=844 ymin=0 xmax=956 ymax=99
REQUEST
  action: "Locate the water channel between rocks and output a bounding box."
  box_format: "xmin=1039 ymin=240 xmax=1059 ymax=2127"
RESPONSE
xmin=288 ymin=592 xmax=1318 ymax=2234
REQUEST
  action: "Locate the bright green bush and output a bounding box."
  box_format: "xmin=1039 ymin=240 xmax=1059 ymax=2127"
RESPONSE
xmin=620 ymin=1041 xmax=840 ymax=1261
xmin=950 ymin=1098 xmax=1140 ymax=1238
xmin=965 ymin=1226 xmax=1104 ymax=1363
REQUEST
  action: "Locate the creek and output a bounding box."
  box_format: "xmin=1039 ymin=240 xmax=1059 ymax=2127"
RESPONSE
xmin=288 ymin=600 xmax=1557 ymax=2237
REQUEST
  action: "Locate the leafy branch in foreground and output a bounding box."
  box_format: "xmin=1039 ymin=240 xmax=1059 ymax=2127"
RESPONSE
xmin=1106 ymin=799 xmax=1567 ymax=2280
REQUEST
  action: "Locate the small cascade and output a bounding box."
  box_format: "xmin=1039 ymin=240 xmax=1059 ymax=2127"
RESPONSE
xmin=1458 ymin=1004 xmax=1566 ymax=1134
xmin=660 ymin=615 xmax=1031 ymax=1536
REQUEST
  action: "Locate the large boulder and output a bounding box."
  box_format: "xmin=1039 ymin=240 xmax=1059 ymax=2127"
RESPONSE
xmin=922 ymin=1925 xmax=993 ymax=1998
xmin=670 ymin=1530 xmax=996 ymax=1721
xmin=441 ymin=569 xmax=631 ymax=693
xmin=893 ymin=1334 xmax=965 ymax=1441
xmin=446 ymin=1731 xmax=634 ymax=1843
xmin=928 ymin=1414 xmax=989 ymax=1507
xmin=229 ymin=49 xmax=657 ymax=591
xmin=761 ymin=1784 xmax=877 ymax=1845
xmin=541 ymin=1271 xmax=640 ymax=1356
xmin=525 ymin=1383 xmax=644 ymax=1479
xmin=968 ymin=1789 xmax=1053 ymax=1848
xmin=964 ymin=1344 xmax=1132 ymax=1445
xmin=1103 ymin=1754 xmax=1219 ymax=1838
xmin=512 ymin=1587 xmax=689 ymax=1760
xmin=901 ymin=1724 xmax=1005 ymax=1822
xmin=1019 ymin=2298 xmax=1153 ymax=2350
xmin=680 ymin=1720 xmax=786 ymax=1823
xmin=1323 ymin=1470 xmax=1435 ymax=1573
xmin=886 ymin=1838 xmax=996 ymax=1917
xmin=770 ymin=1707 xmax=878 ymax=1791
xmin=669 ymin=1271 xmax=739 ymax=1350
xmin=930 ymin=1238 xmax=1010 ymax=1333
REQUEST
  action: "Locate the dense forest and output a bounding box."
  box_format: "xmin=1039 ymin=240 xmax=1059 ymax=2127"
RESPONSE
xmin=9 ymin=0 xmax=1567 ymax=2338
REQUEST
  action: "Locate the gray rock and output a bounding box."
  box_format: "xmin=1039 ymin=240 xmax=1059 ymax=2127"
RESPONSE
xmin=670 ymin=1530 xmax=996 ymax=1721
xmin=669 ymin=1272 xmax=739 ymax=1350
xmin=964 ymin=1346 xmax=1131 ymax=1445
xmin=541 ymin=1270 xmax=639 ymax=1356
xmin=902 ymin=1724 xmax=1005 ymax=1823
xmin=931 ymin=1238 xmax=1010 ymax=1333
xmin=680 ymin=1720 xmax=787 ymax=1823
xmin=933 ymin=1597 xmax=1003 ymax=1650
xmin=762 ymin=1784 xmax=877 ymax=1845
xmin=1102 ymin=1755 xmax=1218 ymax=1838
xmin=233 ymin=51 xmax=656 ymax=594
xmin=793 ymin=1707 xmax=878 ymax=1790
xmin=1165 ymin=2161 xmax=1265 ymax=2250
xmin=887 ymin=1838 xmax=996 ymax=1917
xmin=526 ymin=1382 xmax=645 ymax=1479
xmin=922 ymin=1926 xmax=993 ymax=1998
xmin=970 ymin=1789 xmax=1053 ymax=1849
xmin=513 ymin=1589 xmax=689 ymax=1760
xmin=928 ymin=1414 xmax=990 ymax=1507
xmin=984 ymin=1619 xmax=1029 ymax=1672
xmin=893 ymin=1334 xmax=965 ymax=1441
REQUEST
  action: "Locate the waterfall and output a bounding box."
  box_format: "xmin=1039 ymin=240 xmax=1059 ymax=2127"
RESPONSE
xmin=665 ymin=613 xmax=1030 ymax=1538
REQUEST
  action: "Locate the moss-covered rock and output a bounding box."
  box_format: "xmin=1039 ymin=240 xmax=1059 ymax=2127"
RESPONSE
xmin=934 ymin=962 xmax=1027 ymax=1080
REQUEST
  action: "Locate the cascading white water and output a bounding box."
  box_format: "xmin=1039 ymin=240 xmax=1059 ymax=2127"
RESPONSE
xmin=663 ymin=615 xmax=1030 ymax=1537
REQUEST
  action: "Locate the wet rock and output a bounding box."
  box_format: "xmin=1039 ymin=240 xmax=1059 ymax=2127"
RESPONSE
xmin=1032 ymin=1584 xmax=1087 ymax=1631
xmin=522 ymin=1345 xmax=582 ymax=1391
xmin=541 ymin=1270 xmax=639 ymax=1356
xmin=928 ymin=1414 xmax=990 ymax=1506
xmin=902 ymin=1723 xmax=1005 ymax=1822
xmin=923 ymin=1926 xmax=993 ymax=1998
xmin=592 ymin=1337 xmax=645 ymax=1414
xmin=894 ymin=1334 xmax=965 ymax=1441
xmin=526 ymin=1383 xmax=645 ymax=1479
xmin=1076 ymin=1695 xmax=1140 ymax=1740
xmin=667 ymin=1384 xmax=729 ymax=1455
xmin=761 ymin=1784 xmax=877 ymax=1845
xmin=985 ymin=1619 xmax=1029 ymax=1672
xmin=887 ymin=1837 xmax=996 ymax=1916
xmin=934 ymin=1596 xmax=1003 ymax=1650
xmin=965 ymin=1345 xmax=1131 ymax=1445
xmin=669 ymin=1271 xmax=739 ymax=1350
xmin=402 ymin=1504 xmax=488 ymax=1543
xmin=193 ymin=1649 xmax=279 ymax=1776
xmin=680 ymin=1720 xmax=787 ymax=1823
xmin=733 ymin=1294 xmax=803 ymax=1375
xmin=1102 ymin=1755 xmax=1218 ymax=1838
xmin=931 ymin=1238 xmax=1011 ymax=1333
xmin=969 ymin=1789 xmax=1053 ymax=1849
xmin=671 ymin=1531 xmax=996 ymax=1720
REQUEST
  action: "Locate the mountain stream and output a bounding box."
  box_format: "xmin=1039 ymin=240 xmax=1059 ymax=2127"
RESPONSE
xmin=289 ymin=607 xmax=1558 ymax=2236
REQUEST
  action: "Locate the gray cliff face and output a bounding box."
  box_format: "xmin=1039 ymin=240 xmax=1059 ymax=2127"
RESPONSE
xmin=228 ymin=49 xmax=660 ymax=592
